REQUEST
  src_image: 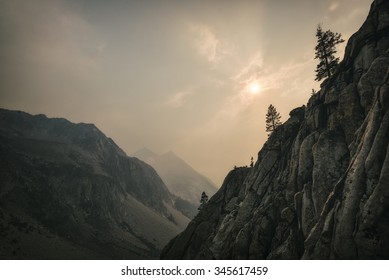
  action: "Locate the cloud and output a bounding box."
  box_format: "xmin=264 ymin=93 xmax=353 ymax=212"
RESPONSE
xmin=197 ymin=53 xmax=266 ymax=120
xmin=329 ymin=2 xmax=340 ymax=11
xmin=191 ymin=24 xmax=232 ymax=65
xmin=232 ymin=52 xmax=264 ymax=88
xmin=233 ymin=49 xmax=317 ymax=95
xmin=208 ymin=50 xmax=316 ymax=122
xmin=165 ymin=89 xmax=193 ymax=108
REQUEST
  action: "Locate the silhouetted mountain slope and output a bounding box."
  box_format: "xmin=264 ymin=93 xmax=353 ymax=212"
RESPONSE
xmin=133 ymin=148 xmax=218 ymax=218
xmin=161 ymin=0 xmax=389 ymax=260
xmin=0 ymin=109 xmax=189 ymax=259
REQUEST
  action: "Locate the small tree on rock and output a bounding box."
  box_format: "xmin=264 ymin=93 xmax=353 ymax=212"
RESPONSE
xmin=266 ymin=104 xmax=282 ymax=135
xmin=198 ymin=191 xmax=209 ymax=210
xmin=314 ymin=24 xmax=344 ymax=81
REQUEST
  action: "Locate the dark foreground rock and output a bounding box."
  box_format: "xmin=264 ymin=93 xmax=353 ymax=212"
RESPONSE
xmin=161 ymin=0 xmax=389 ymax=260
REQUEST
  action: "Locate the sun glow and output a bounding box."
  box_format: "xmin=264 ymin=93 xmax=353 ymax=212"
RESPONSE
xmin=248 ymin=82 xmax=261 ymax=94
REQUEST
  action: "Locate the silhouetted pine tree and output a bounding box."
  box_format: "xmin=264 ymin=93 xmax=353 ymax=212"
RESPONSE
xmin=266 ymin=104 xmax=282 ymax=135
xmin=198 ymin=191 xmax=209 ymax=210
xmin=315 ymin=24 xmax=344 ymax=81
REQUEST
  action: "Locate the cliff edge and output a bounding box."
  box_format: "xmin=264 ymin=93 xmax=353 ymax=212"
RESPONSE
xmin=161 ymin=0 xmax=389 ymax=259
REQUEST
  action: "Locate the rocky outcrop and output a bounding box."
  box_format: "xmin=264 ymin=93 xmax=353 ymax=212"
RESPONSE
xmin=0 ymin=109 xmax=189 ymax=259
xmin=161 ymin=0 xmax=389 ymax=260
xmin=161 ymin=167 xmax=250 ymax=259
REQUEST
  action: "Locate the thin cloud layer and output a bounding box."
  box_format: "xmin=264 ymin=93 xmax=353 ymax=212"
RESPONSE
xmin=165 ymin=89 xmax=194 ymax=108
xmin=0 ymin=0 xmax=373 ymax=185
xmin=191 ymin=24 xmax=233 ymax=66
xmin=329 ymin=2 xmax=340 ymax=11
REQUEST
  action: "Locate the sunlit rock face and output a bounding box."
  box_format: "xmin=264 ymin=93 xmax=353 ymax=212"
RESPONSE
xmin=161 ymin=0 xmax=389 ymax=260
xmin=0 ymin=109 xmax=189 ymax=259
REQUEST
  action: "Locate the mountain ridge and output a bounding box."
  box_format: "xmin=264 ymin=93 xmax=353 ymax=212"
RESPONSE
xmin=0 ymin=108 xmax=189 ymax=259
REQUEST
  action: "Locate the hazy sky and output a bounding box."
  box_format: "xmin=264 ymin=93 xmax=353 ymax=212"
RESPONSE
xmin=0 ymin=0 xmax=372 ymax=185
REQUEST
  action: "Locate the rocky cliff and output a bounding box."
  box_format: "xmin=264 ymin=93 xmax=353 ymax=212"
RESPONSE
xmin=161 ymin=0 xmax=389 ymax=260
xmin=0 ymin=109 xmax=189 ymax=259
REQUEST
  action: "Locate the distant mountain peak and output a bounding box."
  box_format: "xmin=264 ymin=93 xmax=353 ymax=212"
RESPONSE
xmin=132 ymin=147 xmax=218 ymax=208
xmin=133 ymin=147 xmax=158 ymax=158
xmin=163 ymin=150 xmax=176 ymax=156
xmin=160 ymin=150 xmax=182 ymax=161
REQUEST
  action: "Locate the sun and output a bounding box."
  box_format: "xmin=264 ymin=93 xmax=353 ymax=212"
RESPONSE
xmin=248 ymin=82 xmax=261 ymax=94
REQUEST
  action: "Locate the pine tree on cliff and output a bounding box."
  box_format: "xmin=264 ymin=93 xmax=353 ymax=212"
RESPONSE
xmin=314 ymin=24 xmax=344 ymax=81
xmin=266 ymin=104 xmax=282 ymax=135
xmin=198 ymin=191 xmax=208 ymax=210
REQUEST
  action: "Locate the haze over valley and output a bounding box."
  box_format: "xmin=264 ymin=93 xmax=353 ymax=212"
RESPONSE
xmin=0 ymin=0 xmax=373 ymax=186
xmin=1 ymin=0 xmax=388 ymax=260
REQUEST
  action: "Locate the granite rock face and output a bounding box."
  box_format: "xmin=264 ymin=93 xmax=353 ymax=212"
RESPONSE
xmin=161 ymin=0 xmax=389 ymax=260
